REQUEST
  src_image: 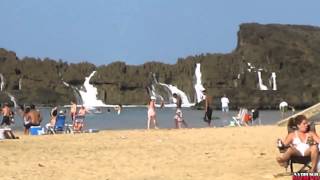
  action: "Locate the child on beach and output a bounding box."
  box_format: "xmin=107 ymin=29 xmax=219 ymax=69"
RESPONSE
xmin=173 ymin=93 xmax=188 ymax=128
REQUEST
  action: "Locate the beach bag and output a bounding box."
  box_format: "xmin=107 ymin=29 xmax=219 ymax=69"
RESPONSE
xmin=203 ymin=116 xmax=208 ymax=122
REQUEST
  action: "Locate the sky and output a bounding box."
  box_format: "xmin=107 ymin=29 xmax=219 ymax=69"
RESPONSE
xmin=0 ymin=0 xmax=319 ymax=66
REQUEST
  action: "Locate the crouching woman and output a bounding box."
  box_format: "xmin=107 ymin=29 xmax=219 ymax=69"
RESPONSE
xmin=277 ymin=115 xmax=320 ymax=172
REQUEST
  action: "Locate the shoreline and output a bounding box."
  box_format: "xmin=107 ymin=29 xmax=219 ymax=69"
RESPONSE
xmin=0 ymin=125 xmax=293 ymax=180
xmin=9 ymin=122 xmax=282 ymax=134
xmin=11 ymin=104 xmax=303 ymax=111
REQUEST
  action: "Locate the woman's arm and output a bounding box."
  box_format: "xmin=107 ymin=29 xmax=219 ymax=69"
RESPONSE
xmin=310 ymin=132 xmax=320 ymax=144
xmin=282 ymin=133 xmax=294 ymax=146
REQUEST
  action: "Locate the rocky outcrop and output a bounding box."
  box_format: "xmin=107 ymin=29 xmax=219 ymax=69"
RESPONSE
xmin=0 ymin=50 xmax=95 ymax=105
xmin=1 ymin=23 xmax=320 ymax=109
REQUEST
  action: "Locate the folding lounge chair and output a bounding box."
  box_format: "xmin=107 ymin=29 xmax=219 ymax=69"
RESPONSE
xmin=231 ymin=116 xmax=242 ymax=126
xmin=231 ymin=108 xmax=245 ymax=126
xmin=231 ymin=108 xmax=251 ymax=126
xmin=277 ymin=122 xmax=315 ymax=173
xmin=48 ymin=114 xmax=73 ymax=134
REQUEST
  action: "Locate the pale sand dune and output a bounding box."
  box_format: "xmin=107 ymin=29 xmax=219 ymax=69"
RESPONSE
xmin=0 ymin=126 xmax=296 ymax=180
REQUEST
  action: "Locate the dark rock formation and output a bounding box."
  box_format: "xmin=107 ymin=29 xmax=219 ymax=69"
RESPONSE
xmin=1 ymin=23 xmax=320 ymax=109
xmin=0 ymin=50 xmax=95 ymax=105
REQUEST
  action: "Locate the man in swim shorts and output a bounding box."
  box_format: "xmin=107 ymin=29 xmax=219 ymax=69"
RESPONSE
xmin=203 ymin=90 xmax=213 ymax=127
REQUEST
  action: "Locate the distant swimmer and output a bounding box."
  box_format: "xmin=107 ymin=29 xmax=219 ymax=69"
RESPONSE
xmin=220 ymin=94 xmax=230 ymax=112
xmin=114 ymin=104 xmax=122 ymax=115
xmin=94 ymin=107 xmax=102 ymax=114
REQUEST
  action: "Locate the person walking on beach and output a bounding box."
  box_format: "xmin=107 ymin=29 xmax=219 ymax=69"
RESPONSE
xmin=147 ymin=96 xmax=162 ymax=129
xmin=173 ymin=93 xmax=188 ymax=128
xmin=220 ymin=94 xmax=230 ymax=112
xmin=70 ymin=100 xmax=77 ymax=122
xmin=203 ymin=90 xmax=213 ymax=127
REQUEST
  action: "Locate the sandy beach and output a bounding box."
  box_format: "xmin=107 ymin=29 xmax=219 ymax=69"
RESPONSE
xmin=0 ymin=126 xmax=296 ymax=180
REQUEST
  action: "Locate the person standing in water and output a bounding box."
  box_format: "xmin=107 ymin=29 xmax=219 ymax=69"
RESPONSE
xmin=114 ymin=104 xmax=122 ymax=115
xmin=147 ymin=96 xmax=164 ymax=129
xmin=147 ymin=96 xmax=157 ymax=129
xmin=279 ymin=100 xmax=288 ymax=118
xmin=220 ymin=94 xmax=230 ymax=113
xmin=74 ymin=105 xmax=89 ymax=132
xmin=203 ymin=90 xmax=213 ymax=127
xmin=173 ymin=93 xmax=188 ymax=128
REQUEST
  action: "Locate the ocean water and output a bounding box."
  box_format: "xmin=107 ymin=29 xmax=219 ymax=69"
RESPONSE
xmin=8 ymin=107 xmax=296 ymax=131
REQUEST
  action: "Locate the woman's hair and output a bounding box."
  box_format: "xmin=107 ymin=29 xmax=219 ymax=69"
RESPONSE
xmin=24 ymin=107 xmax=31 ymax=113
xmin=287 ymin=117 xmax=296 ymax=129
xmin=295 ymin=115 xmax=307 ymax=125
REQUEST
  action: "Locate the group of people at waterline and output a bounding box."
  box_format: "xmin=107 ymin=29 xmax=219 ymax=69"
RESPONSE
xmin=0 ymin=90 xmax=223 ymax=137
xmin=147 ymin=90 xmax=230 ymax=129
xmin=0 ymin=101 xmax=90 ymax=138
xmin=1 ymin=90 xmax=294 ymax=136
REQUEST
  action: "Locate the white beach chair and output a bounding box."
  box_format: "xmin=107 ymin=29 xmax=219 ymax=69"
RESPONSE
xmin=231 ymin=108 xmax=248 ymax=126
xmin=231 ymin=116 xmax=242 ymax=126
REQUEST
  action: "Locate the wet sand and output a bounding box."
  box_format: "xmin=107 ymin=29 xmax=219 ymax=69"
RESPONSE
xmin=0 ymin=126 xmax=295 ymax=180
